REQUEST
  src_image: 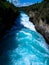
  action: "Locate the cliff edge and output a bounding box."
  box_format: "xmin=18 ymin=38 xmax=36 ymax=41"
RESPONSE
xmin=29 ymin=11 xmax=49 ymax=44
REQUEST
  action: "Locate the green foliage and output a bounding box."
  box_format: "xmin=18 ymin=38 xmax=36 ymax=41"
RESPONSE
xmin=20 ymin=1 xmax=49 ymax=24
xmin=1 ymin=0 xmax=6 ymax=2
xmin=0 ymin=0 xmax=19 ymax=39
xmin=43 ymin=0 xmax=49 ymax=2
xmin=0 ymin=0 xmax=49 ymax=39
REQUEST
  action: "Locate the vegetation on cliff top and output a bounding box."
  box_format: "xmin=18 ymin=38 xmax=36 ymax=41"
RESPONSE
xmin=19 ymin=0 xmax=49 ymax=24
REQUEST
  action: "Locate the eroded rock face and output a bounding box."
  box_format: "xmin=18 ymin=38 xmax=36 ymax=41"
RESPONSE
xmin=29 ymin=11 xmax=49 ymax=44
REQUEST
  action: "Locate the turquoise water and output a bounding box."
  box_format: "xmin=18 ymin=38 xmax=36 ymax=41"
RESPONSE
xmin=1 ymin=12 xmax=49 ymax=65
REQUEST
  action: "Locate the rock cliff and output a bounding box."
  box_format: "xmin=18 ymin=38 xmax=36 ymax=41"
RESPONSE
xmin=29 ymin=11 xmax=49 ymax=44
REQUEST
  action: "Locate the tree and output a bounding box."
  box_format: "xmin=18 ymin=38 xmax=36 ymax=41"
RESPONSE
xmin=2 ymin=0 xmax=6 ymax=1
xmin=43 ymin=0 xmax=49 ymax=2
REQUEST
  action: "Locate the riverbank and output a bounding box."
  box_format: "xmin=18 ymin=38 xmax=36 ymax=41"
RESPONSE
xmin=0 ymin=1 xmax=19 ymax=40
xmin=20 ymin=1 xmax=49 ymax=44
xmin=0 ymin=0 xmax=49 ymax=44
xmin=29 ymin=11 xmax=49 ymax=44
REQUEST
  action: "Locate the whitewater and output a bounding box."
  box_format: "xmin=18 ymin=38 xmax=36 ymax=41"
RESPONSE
xmin=0 ymin=11 xmax=49 ymax=65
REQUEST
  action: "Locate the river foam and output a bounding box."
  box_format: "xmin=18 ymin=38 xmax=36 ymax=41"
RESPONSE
xmin=1 ymin=11 xmax=49 ymax=65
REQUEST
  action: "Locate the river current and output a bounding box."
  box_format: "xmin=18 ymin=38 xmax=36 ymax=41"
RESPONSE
xmin=0 ymin=12 xmax=49 ymax=65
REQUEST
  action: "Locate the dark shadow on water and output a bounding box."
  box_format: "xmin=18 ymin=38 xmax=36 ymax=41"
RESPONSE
xmin=0 ymin=33 xmax=22 ymax=65
xmin=0 ymin=13 xmax=25 ymax=65
xmin=0 ymin=49 xmax=21 ymax=65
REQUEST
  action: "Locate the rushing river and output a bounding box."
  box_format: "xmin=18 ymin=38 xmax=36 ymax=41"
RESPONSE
xmin=0 ymin=11 xmax=49 ymax=65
